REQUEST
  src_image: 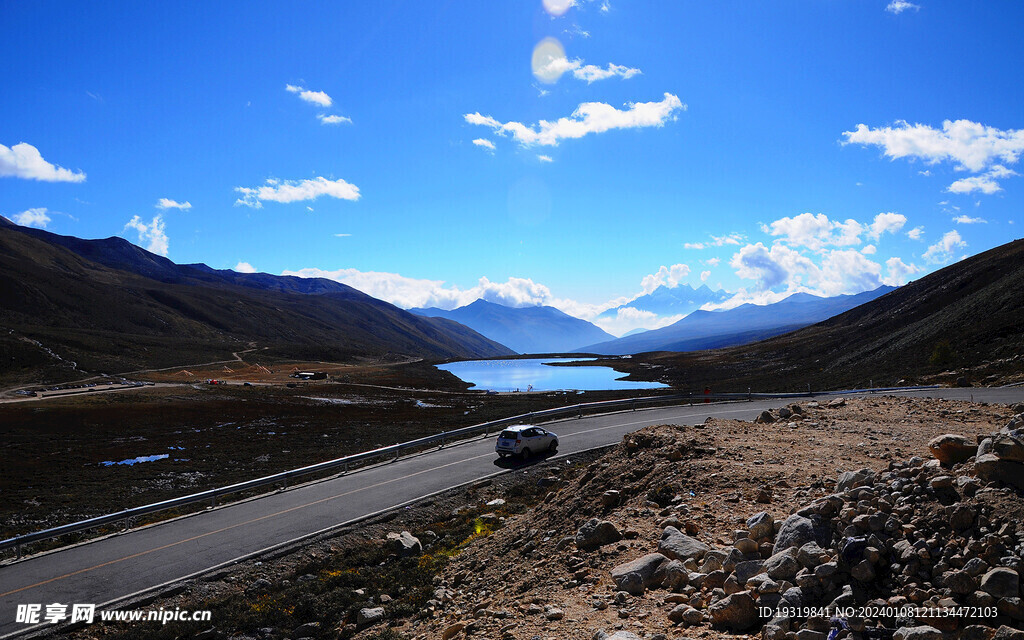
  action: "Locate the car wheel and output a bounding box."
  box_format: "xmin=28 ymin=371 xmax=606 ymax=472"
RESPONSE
xmin=520 ymin=447 xmax=531 ymax=460
xmin=548 ymin=440 xmax=558 ymax=453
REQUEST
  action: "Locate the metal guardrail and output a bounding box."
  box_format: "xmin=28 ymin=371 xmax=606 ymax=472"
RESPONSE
xmin=0 ymin=385 xmax=939 ymax=558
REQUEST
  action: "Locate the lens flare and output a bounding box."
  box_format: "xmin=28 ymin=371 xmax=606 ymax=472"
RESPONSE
xmin=542 ymin=0 xmax=574 ymax=17
xmin=531 ymin=37 xmax=568 ymax=84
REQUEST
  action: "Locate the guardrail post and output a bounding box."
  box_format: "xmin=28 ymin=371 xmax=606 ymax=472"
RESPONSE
xmin=394 ymin=448 xmax=399 ymax=461
xmin=17 ymin=543 xmax=22 ymax=559
xmin=283 ymin=477 xmax=288 ymax=489
xmin=632 ymin=399 xmax=636 ymax=411
xmin=343 ymin=461 xmax=348 ymax=474
xmin=211 ymin=495 xmax=217 ymax=508
xmin=748 ymin=388 xmax=752 ymax=401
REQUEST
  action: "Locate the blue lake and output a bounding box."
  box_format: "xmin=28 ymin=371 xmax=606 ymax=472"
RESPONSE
xmin=436 ymin=358 xmax=668 ymax=392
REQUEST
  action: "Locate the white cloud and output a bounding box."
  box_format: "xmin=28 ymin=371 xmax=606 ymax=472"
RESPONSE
xmin=907 ymin=226 xmax=924 ymax=240
xmin=818 ymin=250 xmax=883 ymax=294
xmin=235 ymin=176 xmax=360 ymax=208
xmin=592 ymin=307 xmax=683 ymax=337
xmin=883 ymin=257 xmax=919 ymax=286
xmin=535 ymin=56 xmax=641 ymax=84
xmin=953 ymin=215 xmax=987 ymax=224
xmin=700 ymin=270 xmax=711 ymax=282
xmin=886 ymin=0 xmax=920 ymax=14
xmin=12 ymin=207 xmax=51 ymax=228
xmin=334 ymin=233 xmax=352 ymax=237
xmin=709 ymin=233 xmax=744 ymax=246
xmin=464 ymin=93 xmax=684 ymax=147
xmin=472 ymin=138 xmax=496 ymax=151
xmin=640 ymin=264 xmax=691 ymax=294
xmin=842 ymin=120 xmax=1024 ymax=188
xmin=235 ymin=262 xmax=257 ymax=273
xmin=318 ymin=114 xmax=352 ymax=125
xmin=730 ymin=242 xmax=817 ymax=291
xmin=565 ymin=24 xmax=590 ymax=38
xmin=764 ymin=212 xmax=863 ymax=251
xmin=948 ymin=165 xmax=1017 ymax=194
xmin=156 ymin=198 xmax=192 ymax=210
xmin=723 ymin=238 xmax=909 ymax=306
xmin=537 ymin=154 xmax=554 ymax=163
xmin=861 ymin=244 xmax=877 ymax=255
xmin=867 ymin=212 xmax=907 ymax=239
xmin=123 ymin=214 xmax=169 ymax=256
xmin=0 ymin=142 xmax=86 ymax=182
xmin=683 ymin=242 xmax=705 ymax=249
xmin=705 ymin=257 xmax=721 ymax=267
xmin=573 ymin=62 xmax=642 ymax=83
xmin=922 ymin=230 xmax=966 ymax=264
xmin=286 ymin=84 xmax=332 ymax=107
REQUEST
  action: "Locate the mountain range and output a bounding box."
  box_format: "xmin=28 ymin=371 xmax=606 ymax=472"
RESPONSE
xmin=596 ymin=283 xmax=731 ymax=320
xmin=0 ymin=218 xmax=513 ymax=385
xmin=409 ymin=299 xmax=615 ymax=354
xmin=612 ymin=238 xmax=1024 ymax=391
xmin=578 ymin=286 xmax=896 ymax=355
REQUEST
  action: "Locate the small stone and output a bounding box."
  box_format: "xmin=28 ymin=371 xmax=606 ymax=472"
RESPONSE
xmin=442 ymin=622 xmax=466 ymax=640
xmin=893 ymin=626 xmax=943 ymax=640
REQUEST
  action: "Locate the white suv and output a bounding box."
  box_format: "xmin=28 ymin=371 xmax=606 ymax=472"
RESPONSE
xmin=495 ymin=424 xmax=558 ymax=459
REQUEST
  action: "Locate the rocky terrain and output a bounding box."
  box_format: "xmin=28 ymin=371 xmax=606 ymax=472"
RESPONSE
xmin=393 ymin=396 xmax=1024 ymax=640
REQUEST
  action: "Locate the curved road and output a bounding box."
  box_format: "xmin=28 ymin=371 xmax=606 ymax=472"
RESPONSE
xmin=1 ymin=387 xmax=1020 ymax=637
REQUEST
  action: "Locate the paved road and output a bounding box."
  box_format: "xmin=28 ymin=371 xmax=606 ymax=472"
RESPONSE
xmin=1 ymin=388 xmax=1021 ymax=637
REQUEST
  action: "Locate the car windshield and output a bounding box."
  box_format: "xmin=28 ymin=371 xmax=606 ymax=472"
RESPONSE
xmin=499 ymin=430 xmax=519 ymax=440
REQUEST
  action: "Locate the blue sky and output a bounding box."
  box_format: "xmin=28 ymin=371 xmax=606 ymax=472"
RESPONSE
xmin=2 ymin=1 xmax=1022 ymax=335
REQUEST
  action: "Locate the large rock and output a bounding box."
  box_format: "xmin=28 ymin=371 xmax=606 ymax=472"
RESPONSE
xmin=357 ymin=607 xmax=385 ymax=626
xmin=576 ymin=518 xmax=622 ymax=550
xmin=755 ymin=411 xmax=776 ymax=424
xmin=659 ymin=526 xmax=710 ymax=561
xmin=708 ymin=590 xmax=758 ymax=630
xmin=836 ymin=468 xmax=876 ymax=492
xmin=385 ymin=531 xmax=422 ymax=557
xmin=765 ymin=549 xmax=800 ymax=580
xmin=980 ymin=567 xmax=1020 ymax=599
xmin=610 ymin=553 xmax=670 ymax=594
xmin=747 ymin=511 xmax=775 ymax=539
xmin=992 ymin=430 xmax=1024 ymax=462
xmin=774 ymin=514 xmax=827 ymax=551
xmin=928 ymin=434 xmax=978 ymax=465
xmin=976 ymin=454 xmax=1024 ymax=490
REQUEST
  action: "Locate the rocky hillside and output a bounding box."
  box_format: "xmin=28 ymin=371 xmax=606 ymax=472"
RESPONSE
xmin=401 ymin=397 xmax=1024 ymax=640
xmin=611 ymin=238 xmax=1024 ymax=392
xmin=0 ymin=220 xmax=513 ymax=386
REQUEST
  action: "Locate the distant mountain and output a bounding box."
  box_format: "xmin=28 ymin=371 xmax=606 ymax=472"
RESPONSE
xmin=621 ymin=328 xmax=649 ymax=338
xmin=578 ymin=286 xmax=895 ymax=355
xmin=409 ymin=299 xmax=615 ymax=354
xmin=613 ymin=238 xmax=1024 ymax=391
xmin=0 ymin=219 xmax=513 ymax=385
xmin=597 ymin=284 xmax=731 ymax=320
